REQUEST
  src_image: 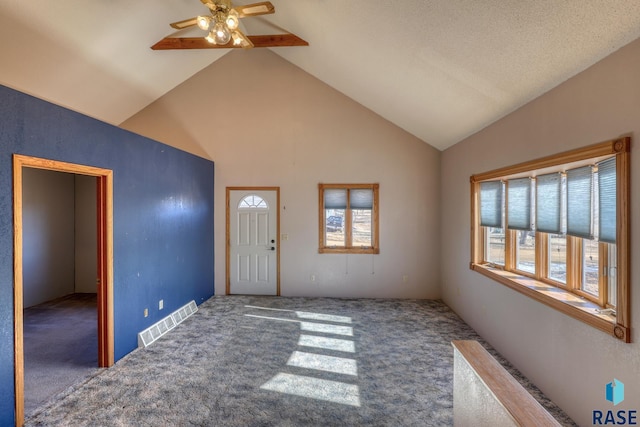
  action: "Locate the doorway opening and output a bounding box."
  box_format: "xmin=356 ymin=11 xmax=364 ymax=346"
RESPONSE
xmin=13 ymin=155 xmax=114 ymax=425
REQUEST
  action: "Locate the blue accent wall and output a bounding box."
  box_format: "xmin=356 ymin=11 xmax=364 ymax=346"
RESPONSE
xmin=0 ymin=85 xmax=215 ymax=425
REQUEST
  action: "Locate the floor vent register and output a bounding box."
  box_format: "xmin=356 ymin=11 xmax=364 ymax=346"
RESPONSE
xmin=137 ymin=300 xmax=198 ymax=348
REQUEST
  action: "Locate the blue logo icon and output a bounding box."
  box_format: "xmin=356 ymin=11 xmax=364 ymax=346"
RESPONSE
xmin=606 ymin=379 xmax=625 ymax=406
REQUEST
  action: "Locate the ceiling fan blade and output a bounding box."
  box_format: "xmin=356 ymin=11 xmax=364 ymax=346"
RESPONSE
xmin=170 ymin=17 xmax=198 ymax=29
xmin=234 ymin=1 xmax=275 ymax=18
xmin=151 ymin=33 xmax=308 ymax=50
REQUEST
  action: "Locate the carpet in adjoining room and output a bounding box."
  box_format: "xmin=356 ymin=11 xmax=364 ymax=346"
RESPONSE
xmin=23 ymin=293 xmax=100 ymax=416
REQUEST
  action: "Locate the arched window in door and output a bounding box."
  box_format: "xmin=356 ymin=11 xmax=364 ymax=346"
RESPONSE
xmin=238 ymin=194 xmax=268 ymax=209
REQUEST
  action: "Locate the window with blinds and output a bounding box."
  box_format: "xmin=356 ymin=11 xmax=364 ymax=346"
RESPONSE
xmin=479 ymin=181 xmax=503 ymax=228
xmin=598 ymin=157 xmax=616 ymax=244
xmin=507 ymin=177 xmax=533 ymax=231
xmin=479 ymin=181 xmax=505 ymax=265
xmin=477 ymin=161 xmax=618 ymax=286
xmin=319 ymin=184 xmax=379 ymax=254
xmin=566 ymin=165 xmax=594 ymax=239
xmin=536 ymin=172 xmax=563 ymax=234
xmin=470 ymin=137 xmax=630 ymax=342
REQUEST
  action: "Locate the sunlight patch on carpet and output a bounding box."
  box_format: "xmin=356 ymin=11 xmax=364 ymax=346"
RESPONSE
xmin=295 ymin=311 xmax=352 ymax=323
xmin=298 ymin=334 xmax=355 ymax=353
xmin=261 ymin=373 xmax=361 ymax=407
xmin=287 ymin=351 xmax=358 ymax=376
xmin=300 ymin=322 xmax=353 ymax=336
xmin=244 ymin=314 xmax=300 ymax=323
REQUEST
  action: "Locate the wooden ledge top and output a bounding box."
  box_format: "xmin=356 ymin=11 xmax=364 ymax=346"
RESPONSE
xmin=452 ymin=340 xmax=561 ymax=427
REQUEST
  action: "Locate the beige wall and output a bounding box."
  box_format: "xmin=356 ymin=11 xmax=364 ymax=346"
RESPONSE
xmin=441 ymin=39 xmax=640 ymax=424
xmin=122 ymin=49 xmax=441 ymax=299
xmin=74 ymin=175 xmax=97 ymax=293
xmin=23 ymin=168 xmax=75 ymax=307
xmin=22 ymin=170 xmax=99 ymax=306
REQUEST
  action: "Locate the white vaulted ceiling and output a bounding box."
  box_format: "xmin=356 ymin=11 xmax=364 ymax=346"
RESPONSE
xmin=1 ymin=1 xmax=640 ymax=150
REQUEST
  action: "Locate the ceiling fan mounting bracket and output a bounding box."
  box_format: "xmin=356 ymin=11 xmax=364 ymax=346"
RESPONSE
xmin=203 ymin=1 xmax=230 ymax=14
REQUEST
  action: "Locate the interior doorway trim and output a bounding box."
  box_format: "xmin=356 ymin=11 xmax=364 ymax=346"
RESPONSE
xmin=226 ymin=186 xmax=280 ymax=296
xmin=13 ymin=154 xmax=114 ymax=425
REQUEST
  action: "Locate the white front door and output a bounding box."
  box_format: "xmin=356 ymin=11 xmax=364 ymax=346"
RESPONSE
xmin=228 ymin=189 xmax=279 ymax=295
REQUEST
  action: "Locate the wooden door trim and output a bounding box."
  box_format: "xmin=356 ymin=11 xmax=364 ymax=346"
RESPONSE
xmin=13 ymin=154 xmax=114 ymax=426
xmin=96 ymin=171 xmax=114 ymax=368
xmin=226 ymin=187 xmax=280 ymax=296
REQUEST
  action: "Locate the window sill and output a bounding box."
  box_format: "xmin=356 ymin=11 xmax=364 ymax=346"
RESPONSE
xmin=470 ymin=263 xmax=629 ymax=342
xmin=319 ymin=247 xmax=379 ymax=254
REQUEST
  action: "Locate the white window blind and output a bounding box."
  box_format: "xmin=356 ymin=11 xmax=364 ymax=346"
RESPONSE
xmin=566 ymin=165 xmax=593 ymax=239
xmin=324 ymin=189 xmax=347 ymax=209
xmin=598 ymin=157 xmax=616 ymax=244
xmin=536 ymin=173 xmax=562 ymax=234
xmin=350 ymin=189 xmax=373 ymax=209
xmin=507 ymin=178 xmax=533 ymax=230
xmin=480 ymin=181 xmax=503 ymax=228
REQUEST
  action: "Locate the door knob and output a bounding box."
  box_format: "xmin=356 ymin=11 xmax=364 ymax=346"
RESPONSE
xmin=270 ymin=246 xmax=275 ymax=251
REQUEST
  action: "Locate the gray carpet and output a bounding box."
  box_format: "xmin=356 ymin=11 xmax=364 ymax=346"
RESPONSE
xmin=25 ymin=296 xmax=576 ymax=426
xmin=23 ymin=293 xmax=100 ymax=416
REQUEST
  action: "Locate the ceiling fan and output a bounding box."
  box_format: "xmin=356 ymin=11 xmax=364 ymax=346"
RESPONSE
xmin=152 ymin=0 xmax=308 ymax=50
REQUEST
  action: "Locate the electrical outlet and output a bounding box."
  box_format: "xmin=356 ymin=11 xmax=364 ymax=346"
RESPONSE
xmin=159 ymin=299 xmax=164 ymax=310
xmin=402 ymin=275 xmax=408 ymax=283
xmin=144 ymin=308 xmax=149 ymax=317
xmin=310 ymin=274 xmax=316 ymax=282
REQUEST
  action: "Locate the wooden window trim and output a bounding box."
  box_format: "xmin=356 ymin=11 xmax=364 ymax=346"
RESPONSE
xmin=570 ymin=240 xmax=609 ymax=306
xmin=318 ymin=183 xmax=380 ymax=254
xmin=537 ymin=232 xmax=549 ymax=280
xmin=470 ymin=137 xmax=630 ymax=342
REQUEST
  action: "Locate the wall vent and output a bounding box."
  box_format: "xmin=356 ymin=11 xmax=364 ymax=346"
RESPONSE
xmin=138 ymin=300 xmax=198 ymax=348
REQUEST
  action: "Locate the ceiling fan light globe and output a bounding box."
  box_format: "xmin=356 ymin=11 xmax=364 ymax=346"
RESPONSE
xmin=205 ymin=31 xmax=217 ymax=44
xmin=232 ymin=32 xmax=242 ymax=46
xmin=213 ymin=22 xmax=231 ymax=44
xmin=226 ymin=10 xmax=239 ymax=30
xmin=196 ymin=16 xmax=211 ymax=31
